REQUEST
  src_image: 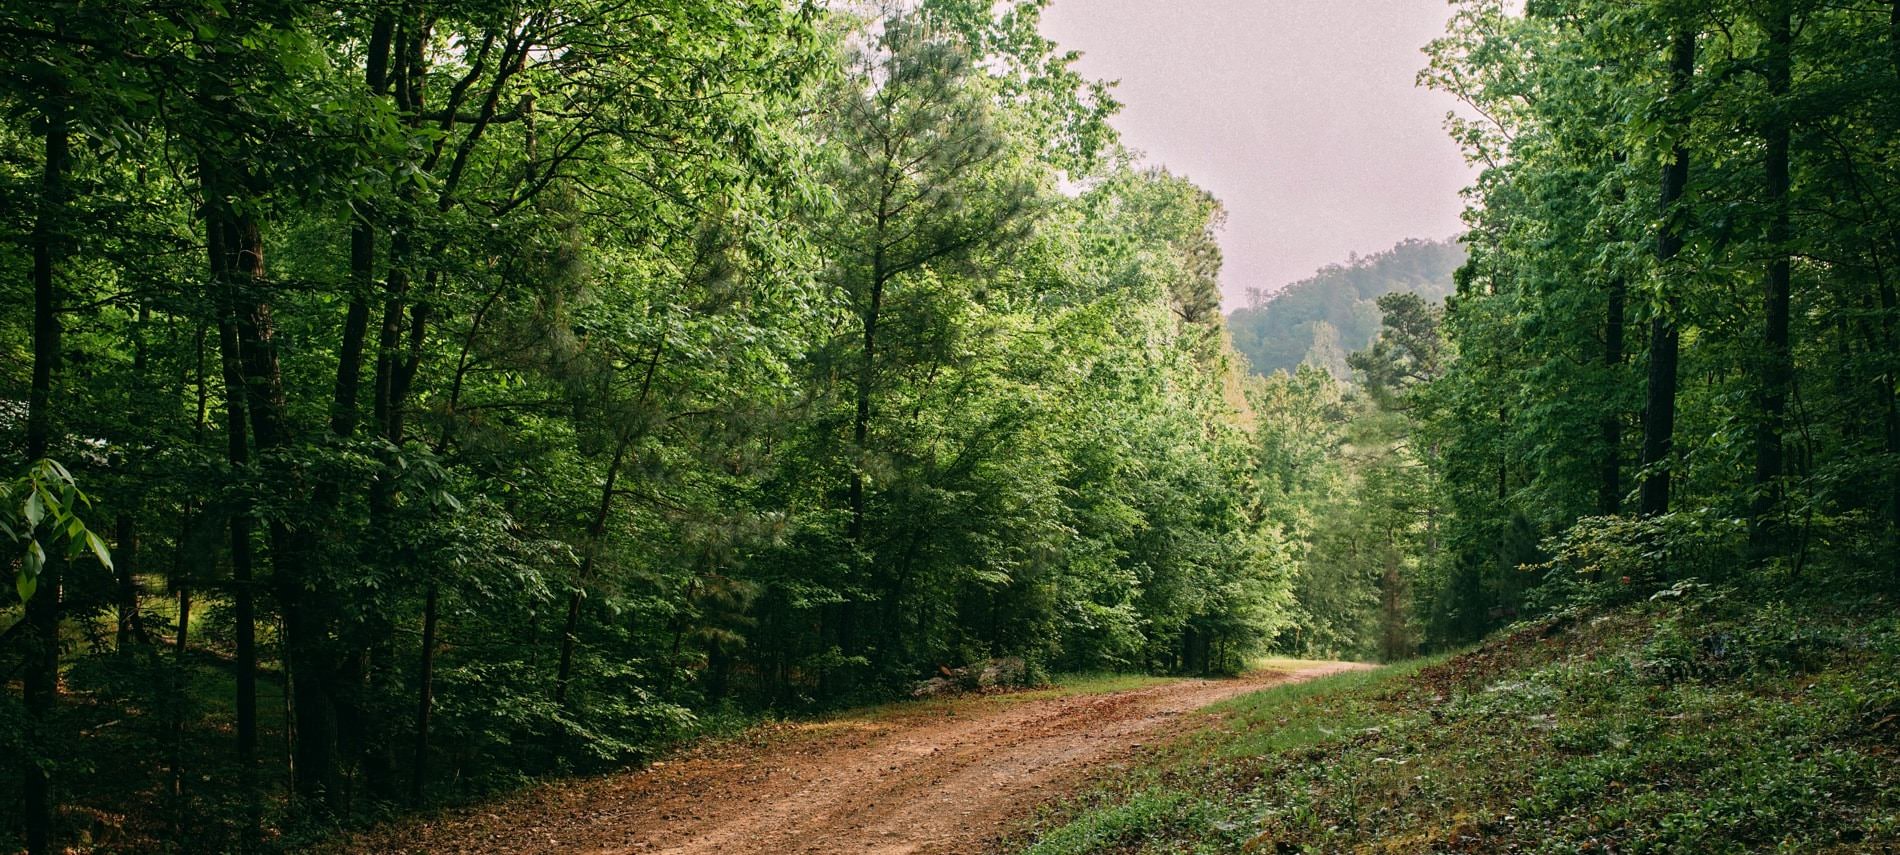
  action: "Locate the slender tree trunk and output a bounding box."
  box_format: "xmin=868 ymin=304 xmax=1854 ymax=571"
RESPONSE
xmin=1880 ymin=273 xmax=1900 ymax=532
xmin=555 ymin=435 xmax=632 ymax=710
xmin=409 ymin=580 xmax=439 ymax=805
xmin=305 ymin=15 xmax=388 ymax=810
xmin=114 ymin=513 xmax=145 ymax=648
xmin=347 ymin=18 xmax=423 ymax=803
xmin=206 ymin=151 xmax=342 ymax=815
xmin=335 ymin=12 xmax=391 ymax=440
xmin=554 ymin=340 xmax=662 ymax=713
xmin=411 ymin=284 xmax=503 ymax=802
xmin=850 ymin=270 xmax=885 ymax=546
xmin=841 ymin=230 xmax=888 ymax=684
xmin=172 ymin=514 xmax=193 ymax=662
xmin=365 ymin=301 xmax=428 ymax=798
xmin=1640 ymin=31 xmax=1697 ymax=518
xmin=1752 ymin=1 xmax=1795 ymax=548
xmin=1887 ymin=1 xmax=1900 ymax=533
xmin=1600 ymin=156 xmax=1629 ymax=516
xmin=1381 ymin=539 xmax=1406 ymax=662
xmin=169 ymin=531 xmax=192 ymax=807
xmin=1601 ymin=276 xmax=1627 ymax=515
xmin=207 ymin=200 xmax=264 ymax=843
xmin=117 ymin=305 xmax=153 ymax=649
xmin=22 ymin=63 xmax=69 ymax=855
xmin=169 ymin=324 xmax=208 ymax=813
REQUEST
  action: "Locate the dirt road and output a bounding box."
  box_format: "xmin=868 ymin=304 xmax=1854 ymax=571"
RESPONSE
xmin=338 ymin=662 xmax=1364 ymax=855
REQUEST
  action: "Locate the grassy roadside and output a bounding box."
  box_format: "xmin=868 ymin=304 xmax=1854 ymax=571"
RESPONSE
xmin=1006 ymin=588 xmax=1899 ymax=854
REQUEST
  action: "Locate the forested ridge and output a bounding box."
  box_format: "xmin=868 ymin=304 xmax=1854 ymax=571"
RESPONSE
xmin=1227 ymin=236 xmax=1465 ymax=379
xmin=5 ymin=0 xmax=1900 ymax=851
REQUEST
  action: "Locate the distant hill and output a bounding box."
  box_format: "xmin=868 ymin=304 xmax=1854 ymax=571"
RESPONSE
xmin=1227 ymin=238 xmax=1466 ymax=378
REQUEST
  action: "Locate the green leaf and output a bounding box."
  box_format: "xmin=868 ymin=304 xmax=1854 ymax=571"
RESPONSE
xmin=24 ymin=490 xmax=44 ymax=528
xmin=23 ymin=537 xmax=45 ymax=589
xmin=86 ymin=531 xmax=114 ymax=570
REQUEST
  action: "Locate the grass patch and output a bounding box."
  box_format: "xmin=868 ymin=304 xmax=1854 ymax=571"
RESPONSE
xmin=1009 ymin=590 xmax=1900 ymax=854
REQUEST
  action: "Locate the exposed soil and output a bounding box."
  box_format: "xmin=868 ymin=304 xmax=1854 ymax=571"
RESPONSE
xmin=332 ymin=662 xmax=1366 ymax=855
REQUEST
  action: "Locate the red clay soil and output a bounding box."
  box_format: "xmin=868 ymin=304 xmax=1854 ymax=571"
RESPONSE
xmin=329 ymin=662 xmax=1366 ymax=855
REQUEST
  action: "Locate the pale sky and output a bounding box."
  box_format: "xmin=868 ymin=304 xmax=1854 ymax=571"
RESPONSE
xmin=1040 ymin=0 xmax=1476 ymax=309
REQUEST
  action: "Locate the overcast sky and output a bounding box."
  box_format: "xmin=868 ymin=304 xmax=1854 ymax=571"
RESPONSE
xmin=1040 ymin=0 xmax=1475 ymax=310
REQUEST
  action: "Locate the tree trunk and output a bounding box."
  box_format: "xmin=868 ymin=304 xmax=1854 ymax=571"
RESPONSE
xmin=554 ymin=339 xmax=661 ymax=711
xmin=207 ymin=201 xmax=264 ymax=842
xmin=22 ymin=64 xmax=69 ymax=855
xmin=410 ymin=580 xmax=440 ymax=805
xmin=206 ymin=153 xmax=343 ymax=813
xmin=841 ymin=233 xmax=888 ymax=685
xmin=306 ymin=15 xmax=389 ymax=810
xmin=1887 ymin=1 xmax=1900 ymax=533
xmin=1601 ymin=274 xmax=1626 ymax=515
xmin=114 ymin=512 xmax=146 ymax=649
xmin=850 ymin=270 xmax=884 ymax=547
xmin=555 ymin=435 xmax=632 ymax=710
xmin=1881 ymin=273 xmax=1900 ymax=532
xmin=411 ymin=283 xmax=502 ymax=803
xmin=1751 ymin=1 xmax=1794 ymax=548
xmin=348 ymin=18 xmax=420 ymax=803
xmin=1639 ymin=31 xmax=1696 ymax=518
xmin=169 ymin=323 xmax=209 ymax=812
xmin=116 ymin=303 xmax=153 ymax=650
xmin=334 ymin=12 xmax=390 ymax=440
xmin=1381 ymin=544 xmax=1405 ymax=662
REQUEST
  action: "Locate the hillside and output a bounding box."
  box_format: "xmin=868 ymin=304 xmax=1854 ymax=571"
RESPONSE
xmin=1011 ymin=582 xmax=1899 ymax=853
xmin=1227 ymin=238 xmax=1465 ymax=378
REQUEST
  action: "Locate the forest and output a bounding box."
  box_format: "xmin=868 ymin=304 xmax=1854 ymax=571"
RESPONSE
xmin=1251 ymin=0 xmax=1900 ymax=656
xmin=0 ymin=0 xmax=1283 ymax=848
xmin=5 ymin=0 xmax=1900 ymax=852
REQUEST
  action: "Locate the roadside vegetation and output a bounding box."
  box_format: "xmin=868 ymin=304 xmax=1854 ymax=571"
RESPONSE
xmin=1012 ymin=575 xmax=1898 ymax=854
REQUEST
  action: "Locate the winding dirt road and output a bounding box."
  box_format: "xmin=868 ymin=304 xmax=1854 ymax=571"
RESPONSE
xmin=337 ymin=661 xmax=1364 ymax=855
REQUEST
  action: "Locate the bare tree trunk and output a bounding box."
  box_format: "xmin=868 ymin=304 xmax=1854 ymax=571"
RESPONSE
xmin=1381 ymin=544 xmax=1406 ymax=662
xmin=841 ymin=222 xmax=890 ymax=688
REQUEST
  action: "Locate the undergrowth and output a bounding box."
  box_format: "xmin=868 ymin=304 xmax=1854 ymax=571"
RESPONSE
xmin=1008 ymin=583 xmax=1899 ymax=854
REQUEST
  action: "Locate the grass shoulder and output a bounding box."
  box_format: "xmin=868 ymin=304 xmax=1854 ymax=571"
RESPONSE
xmin=1008 ymin=589 xmax=1899 ymax=854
